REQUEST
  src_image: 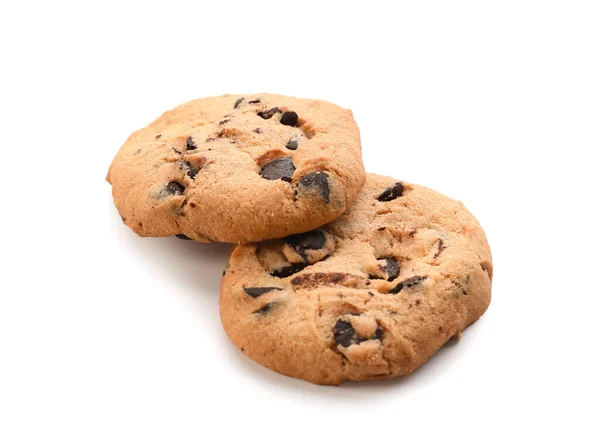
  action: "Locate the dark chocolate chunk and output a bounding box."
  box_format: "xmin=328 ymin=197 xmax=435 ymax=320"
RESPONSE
xmin=219 ymin=119 xmax=230 ymax=125
xmin=280 ymin=111 xmax=298 ymax=127
xmin=187 ymin=164 xmax=199 ymax=180
xmin=244 ymin=287 xmax=283 ymax=298
xmin=155 ymin=134 xmax=161 ymax=140
xmin=166 ymin=182 xmax=185 ymax=195
xmin=374 ymin=326 xmax=384 ymax=341
xmin=234 ymin=97 xmax=245 ymax=108
xmin=179 ymin=160 xmax=200 ymax=179
xmin=175 ymin=234 xmax=192 ymax=240
xmin=388 ymin=275 xmax=427 ymax=294
xmin=254 ymin=302 xmax=275 ymax=314
xmin=253 ymin=128 xmax=263 ymax=134
xmin=285 ymin=139 xmax=298 ymax=150
xmin=377 ymin=182 xmax=404 ymax=202
xmin=382 ymin=258 xmax=400 ymax=281
xmin=298 ymin=171 xmax=330 ymax=203
xmin=260 ymin=157 xmax=295 ymax=182
xmin=248 ymin=99 xmax=261 ymax=104
xmin=334 ymin=318 xmax=383 ymax=348
xmin=271 ymin=263 xmax=306 ymax=278
xmin=285 ymin=230 xmax=326 ymax=261
xmin=334 ymin=320 xmax=360 ymax=348
xmin=186 ymin=137 xmax=197 ymax=151
xmin=257 ymin=107 xmax=279 ymax=119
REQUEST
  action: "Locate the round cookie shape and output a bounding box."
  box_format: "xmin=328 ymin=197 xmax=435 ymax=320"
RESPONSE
xmin=220 ymin=174 xmax=493 ymax=385
xmin=106 ymin=94 xmax=365 ymax=243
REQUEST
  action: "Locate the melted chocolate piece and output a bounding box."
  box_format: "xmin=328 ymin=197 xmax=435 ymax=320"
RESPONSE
xmin=285 ymin=230 xmax=326 ymax=261
xmin=388 ymin=275 xmax=427 ymax=294
xmin=257 ymin=107 xmax=280 ymax=119
xmin=298 ymin=171 xmax=330 ymax=203
xmin=271 ymin=263 xmax=306 ymax=278
xmin=382 ymin=258 xmax=400 ymax=281
xmin=166 ymin=182 xmax=185 ymax=195
xmin=244 ymin=287 xmax=282 ymax=298
xmin=186 ymin=137 xmax=197 ymax=151
xmin=260 ymin=157 xmax=295 ymax=182
xmin=377 ymin=182 xmax=404 ymax=202
xmin=254 ymin=302 xmax=275 ymax=314
xmin=333 ymin=318 xmax=384 ymax=348
xmin=234 ymin=97 xmax=244 ymax=108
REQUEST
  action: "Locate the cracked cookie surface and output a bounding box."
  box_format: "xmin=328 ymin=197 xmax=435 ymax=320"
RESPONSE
xmin=106 ymin=93 xmax=365 ymax=243
xmin=220 ymin=174 xmax=493 ymax=385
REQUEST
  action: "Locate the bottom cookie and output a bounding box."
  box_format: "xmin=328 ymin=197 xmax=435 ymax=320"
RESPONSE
xmin=220 ymin=174 xmax=493 ymax=385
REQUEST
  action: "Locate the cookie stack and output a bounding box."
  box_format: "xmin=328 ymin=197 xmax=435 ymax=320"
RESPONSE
xmin=107 ymin=94 xmax=493 ymax=385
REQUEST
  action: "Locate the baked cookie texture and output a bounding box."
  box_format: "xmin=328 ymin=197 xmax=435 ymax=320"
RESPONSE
xmin=106 ymin=94 xmax=365 ymax=243
xmin=220 ymin=174 xmax=493 ymax=385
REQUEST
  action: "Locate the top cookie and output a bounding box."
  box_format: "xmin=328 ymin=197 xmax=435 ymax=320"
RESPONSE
xmin=106 ymin=94 xmax=365 ymax=243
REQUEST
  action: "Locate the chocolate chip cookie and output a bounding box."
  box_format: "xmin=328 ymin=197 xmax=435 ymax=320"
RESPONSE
xmin=220 ymin=174 xmax=493 ymax=385
xmin=106 ymin=94 xmax=365 ymax=243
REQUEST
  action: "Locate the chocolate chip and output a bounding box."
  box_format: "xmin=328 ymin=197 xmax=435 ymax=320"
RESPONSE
xmin=285 ymin=230 xmax=326 ymax=261
xmin=219 ymin=119 xmax=230 ymax=125
xmin=298 ymin=171 xmax=330 ymax=203
xmin=244 ymin=287 xmax=282 ymax=298
xmin=377 ymin=182 xmax=404 ymax=202
xmin=285 ymin=139 xmax=298 ymax=150
xmin=166 ymin=182 xmax=185 ymax=195
xmin=155 ymin=134 xmax=161 ymax=139
xmin=186 ymin=137 xmax=197 ymax=151
xmin=334 ymin=320 xmax=360 ymax=348
xmin=334 ymin=318 xmax=383 ymax=348
xmin=280 ymin=111 xmax=298 ymax=127
xmin=260 ymin=157 xmax=295 ymax=182
xmin=388 ymin=275 xmax=427 ymax=294
xmin=175 ymin=234 xmax=192 ymax=240
xmin=234 ymin=97 xmax=245 ymax=108
xmin=374 ymin=326 xmax=384 ymax=341
xmin=249 ymin=99 xmax=261 ymax=104
xmin=258 ymin=107 xmax=279 ymax=119
xmin=433 ymin=239 xmax=446 ymax=259
xmin=382 ymin=258 xmax=400 ymax=281
xmin=253 ymin=128 xmax=263 ymax=134
xmin=271 ymin=263 xmax=306 ymax=278
xmin=179 ymin=160 xmax=200 ymax=179
xmin=254 ymin=302 xmax=275 ymax=314
xmin=187 ymin=165 xmax=199 ymax=179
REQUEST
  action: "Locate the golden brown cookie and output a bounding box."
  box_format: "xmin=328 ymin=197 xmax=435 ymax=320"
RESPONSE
xmin=106 ymin=94 xmax=365 ymax=243
xmin=220 ymin=174 xmax=493 ymax=385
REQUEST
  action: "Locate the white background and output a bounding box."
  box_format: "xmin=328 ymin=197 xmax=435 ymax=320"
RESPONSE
xmin=1 ymin=1 xmax=599 ymax=445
